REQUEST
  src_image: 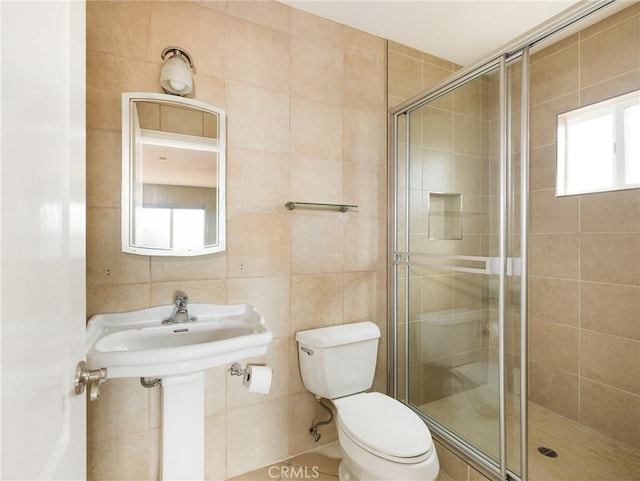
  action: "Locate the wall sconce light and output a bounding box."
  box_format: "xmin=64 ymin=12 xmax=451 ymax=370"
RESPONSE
xmin=160 ymin=46 xmax=194 ymax=96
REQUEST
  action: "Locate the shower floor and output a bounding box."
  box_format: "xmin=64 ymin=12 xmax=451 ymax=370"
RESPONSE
xmin=420 ymin=386 xmax=640 ymax=481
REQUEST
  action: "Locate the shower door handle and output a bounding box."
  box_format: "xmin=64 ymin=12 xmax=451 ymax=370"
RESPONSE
xmin=507 ymin=257 xmax=521 ymax=276
xmin=487 ymin=257 xmax=521 ymax=276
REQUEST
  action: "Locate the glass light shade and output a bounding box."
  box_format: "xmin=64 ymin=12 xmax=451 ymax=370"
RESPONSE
xmin=160 ymin=55 xmax=193 ymax=96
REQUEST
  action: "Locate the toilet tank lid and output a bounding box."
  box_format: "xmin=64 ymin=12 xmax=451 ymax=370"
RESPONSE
xmin=296 ymin=322 xmax=380 ymax=348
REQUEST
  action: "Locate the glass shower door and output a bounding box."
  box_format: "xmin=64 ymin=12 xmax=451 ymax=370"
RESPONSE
xmin=393 ymin=55 xmax=526 ymax=479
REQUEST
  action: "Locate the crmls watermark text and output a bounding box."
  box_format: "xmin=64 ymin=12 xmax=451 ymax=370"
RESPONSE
xmin=268 ymin=465 xmax=321 ymax=479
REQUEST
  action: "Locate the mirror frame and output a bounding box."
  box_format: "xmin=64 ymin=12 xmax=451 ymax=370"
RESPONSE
xmin=121 ymin=92 xmax=226 ymax=256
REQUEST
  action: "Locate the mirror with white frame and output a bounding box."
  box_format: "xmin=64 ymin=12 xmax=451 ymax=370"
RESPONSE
xmin=122 ymin=92 xmax=226 ymax=256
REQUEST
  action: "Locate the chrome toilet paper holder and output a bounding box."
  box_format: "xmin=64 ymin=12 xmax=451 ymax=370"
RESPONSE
xmin=229 ymin=362 xmax=272 ymax=395
xmin=229 ymin=362 xmax=247 ymax=377
xmin=229 ymin=362 xmax=268 ymax=377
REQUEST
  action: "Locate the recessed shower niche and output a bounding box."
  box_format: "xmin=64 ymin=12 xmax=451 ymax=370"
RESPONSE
xmin=427 ymin=192 xmax=462 ymax=240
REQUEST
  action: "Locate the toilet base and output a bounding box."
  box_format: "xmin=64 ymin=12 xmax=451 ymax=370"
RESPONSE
xmin=338 ymin=454 xmax=439 ymax=481
xmin=338 ymin=459 xmax=359 ymax=481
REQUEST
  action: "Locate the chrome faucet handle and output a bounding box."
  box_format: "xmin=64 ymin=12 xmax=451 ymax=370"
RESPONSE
xmin=175 ymin=293 xmax=188 ymax=310
xmin=176 ymin=293 xmax=188 ymax=303
xmin=161 ymin=293 xmax=194 ymax=324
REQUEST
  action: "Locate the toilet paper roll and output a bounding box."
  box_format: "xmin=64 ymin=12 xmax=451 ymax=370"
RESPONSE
xmin=243 ymin=365 xmax=272 ymax=394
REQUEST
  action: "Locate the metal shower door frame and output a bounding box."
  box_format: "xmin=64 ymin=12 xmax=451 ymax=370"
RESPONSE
xmin=389 ymin=53 xmax=524 ymax=480
xmin=388 ymin=2 xmax=618 ymax=480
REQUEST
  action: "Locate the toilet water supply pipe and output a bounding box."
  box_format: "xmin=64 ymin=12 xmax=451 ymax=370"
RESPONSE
xmin=310 ymin=396 xmax=334 ymax=442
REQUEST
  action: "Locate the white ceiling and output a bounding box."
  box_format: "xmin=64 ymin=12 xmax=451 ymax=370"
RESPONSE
xmin=143 ymin=143 xmax=218 ymax=188
xmin=280 ymin=0 xmax=581 ymax=66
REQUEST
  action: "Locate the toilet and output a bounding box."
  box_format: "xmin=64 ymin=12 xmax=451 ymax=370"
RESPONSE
xmin=296 ymin=322 xmax=439 ymax=481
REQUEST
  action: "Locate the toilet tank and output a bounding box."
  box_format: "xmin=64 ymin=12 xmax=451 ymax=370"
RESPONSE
xmin=295 ymin=322 xmax=380 ymax=400
xmin=418 ymin=308 xmax=485 ymax=365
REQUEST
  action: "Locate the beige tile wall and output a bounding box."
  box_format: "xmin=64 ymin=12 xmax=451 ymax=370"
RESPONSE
xmin=528 ymin=3 xmax=640 ymax=448
xmin=86 ymin=1 xmax=387 ymax=479
xmin=388 ymin=41 xmax=460 ymax=110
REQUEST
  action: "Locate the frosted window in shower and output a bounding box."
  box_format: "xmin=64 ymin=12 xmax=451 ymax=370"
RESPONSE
xmin=566 ymin=113 xmax=614 ymax=192
xmin=557 ymin=88 xmax=640 ymax=196
xmin=625 ymin=104 xmax=639 ymax=184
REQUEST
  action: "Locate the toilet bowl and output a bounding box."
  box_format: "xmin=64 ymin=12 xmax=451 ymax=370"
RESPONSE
xmin=333 ymin=392 xmax=439 ymax=481
xmin=296 ymin=322 xmax=439 ymax=481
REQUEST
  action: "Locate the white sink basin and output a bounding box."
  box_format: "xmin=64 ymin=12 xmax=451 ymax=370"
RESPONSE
xmin=86 ymin=303 xmax=272 ymax=378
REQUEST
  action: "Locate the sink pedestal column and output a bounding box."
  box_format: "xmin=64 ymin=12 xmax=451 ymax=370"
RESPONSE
xmin=161 ymin=372 xmax=205 ymax=480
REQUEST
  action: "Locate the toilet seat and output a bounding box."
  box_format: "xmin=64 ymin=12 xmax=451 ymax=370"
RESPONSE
xmin=334 ymin=392 xmax=433 ymax=464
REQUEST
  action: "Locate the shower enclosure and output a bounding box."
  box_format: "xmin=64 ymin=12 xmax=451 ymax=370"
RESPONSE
xmin=391 ymin=52 xmax=528 ymax=480
xmin=389 ymin=2 xmax=638 ymax=480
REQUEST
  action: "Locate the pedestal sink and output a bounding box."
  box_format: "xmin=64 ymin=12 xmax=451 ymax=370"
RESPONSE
xmin=86 ymin=303 xmax=272 ymax=480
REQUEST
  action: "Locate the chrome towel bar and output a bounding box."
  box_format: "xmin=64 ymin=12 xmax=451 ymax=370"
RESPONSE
xmin=285 ymin=201 xmax=358 ymax=213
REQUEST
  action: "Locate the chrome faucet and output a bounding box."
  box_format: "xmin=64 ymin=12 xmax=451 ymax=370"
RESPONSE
xmin=162 ymin=293 xmax=196 ymax=324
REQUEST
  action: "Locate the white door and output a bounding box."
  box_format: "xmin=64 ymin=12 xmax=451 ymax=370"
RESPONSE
xmin=1 ymin=1 xmax=86 ymax=479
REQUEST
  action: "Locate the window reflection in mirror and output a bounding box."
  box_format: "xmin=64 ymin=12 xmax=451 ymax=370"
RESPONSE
xmin=122 ymin=93 xmax=226 ymax=256
xmin=557 ymin=89 xmax=639 ymax=196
